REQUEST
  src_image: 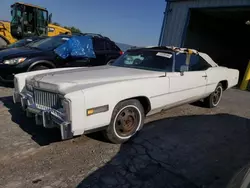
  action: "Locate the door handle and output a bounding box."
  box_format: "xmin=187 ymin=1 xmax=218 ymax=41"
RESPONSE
xmin=202 ymin=75 xmax=207 ymax=78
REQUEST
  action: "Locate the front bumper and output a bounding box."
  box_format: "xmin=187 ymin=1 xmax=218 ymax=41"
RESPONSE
xmin=13 ymin=90 xmax=21 ymax=103
xmin=17 ymin=92 xmax=73 ymax=140
xmin=0 ymin=64 xmax=26 ymax=82
xmin=0 ymin=75 xmax=14 ymax=83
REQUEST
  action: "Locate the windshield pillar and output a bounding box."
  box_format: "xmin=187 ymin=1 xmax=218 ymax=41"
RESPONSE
xmin=11 ymin=4 xmax=24 ymax=39
xmin=172 ymin=52 xmax=176 ymax=72
xmin=35 ymin=9 xmax=48 ymax=36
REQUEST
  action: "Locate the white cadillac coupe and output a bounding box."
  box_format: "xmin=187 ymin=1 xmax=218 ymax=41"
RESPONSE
xmin=13 ymin=46 xmax=239 ymax=143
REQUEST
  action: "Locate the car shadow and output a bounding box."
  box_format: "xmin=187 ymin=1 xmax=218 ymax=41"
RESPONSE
xmin=0 ymin=96 xmax=62 ymax=146
xmin=0 ymin=82 xmax=13 ymax=88
xmin=1 ymin=95 xmax=108 ymax=146
xmin=77 ymin=113 xmax=250 ymax=188
xmin=86 ymin=131 xmax=109 ymax=143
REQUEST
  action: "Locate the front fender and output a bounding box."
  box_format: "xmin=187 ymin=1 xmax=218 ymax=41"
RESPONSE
xmin=79 ymin=77 xmax=169 ymax=131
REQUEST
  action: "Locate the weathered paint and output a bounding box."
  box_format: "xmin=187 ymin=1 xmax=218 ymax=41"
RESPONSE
xmin=160 ymin=0 xmax=250 ymax=46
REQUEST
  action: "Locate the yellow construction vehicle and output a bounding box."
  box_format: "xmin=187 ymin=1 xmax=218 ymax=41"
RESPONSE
xmin=0 ymin=2 xmax=71 ymax=47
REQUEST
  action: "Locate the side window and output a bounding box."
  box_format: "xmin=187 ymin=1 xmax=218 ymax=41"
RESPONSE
xmin=37 ymin=10 xmax=47 ymax=27
xmin=37 ymin=10 xmax=47 ymax=35
xmin=189 ymin=55 xmax=211 ymax=71
xmin=105 ymin=41 xmax=112 ymax=50
xmin=106 ymin=41 xmax=119 ymax=51
xmin=93 ymin=39 xmax=105 ymax=51
xmin=175 ymin=53 xmax=187 ymax=72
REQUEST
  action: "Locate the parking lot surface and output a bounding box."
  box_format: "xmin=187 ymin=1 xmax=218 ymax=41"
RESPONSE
xmin=0 ymin=87 xmax=250 ymax=188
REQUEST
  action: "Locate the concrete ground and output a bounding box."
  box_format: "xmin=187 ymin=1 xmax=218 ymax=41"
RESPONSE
xmin=0 ymin=87 xmax=249 ymax=188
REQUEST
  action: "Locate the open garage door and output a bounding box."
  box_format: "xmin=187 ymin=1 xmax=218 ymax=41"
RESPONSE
xmin=183 ymin=7 xmax=250 ymax=82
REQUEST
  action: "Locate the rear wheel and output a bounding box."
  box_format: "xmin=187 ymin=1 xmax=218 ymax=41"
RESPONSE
xmin=104 ymin=99 xmax=145 ymax=144
xmin=204 ymin=83 xmax=223 ymax=108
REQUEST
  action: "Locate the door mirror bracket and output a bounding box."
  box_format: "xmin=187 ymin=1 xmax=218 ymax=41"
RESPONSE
xmin=180 ymin=65 xmax=189 ymax=76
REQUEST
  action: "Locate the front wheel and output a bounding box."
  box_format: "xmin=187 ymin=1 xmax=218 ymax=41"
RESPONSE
xmin=104 ymin=99 xmax=145 ymax=144
xmin=29 ymin=65 xmax=50 ymax=71
xmin=204 ymin=83 xmax=223 ymax=108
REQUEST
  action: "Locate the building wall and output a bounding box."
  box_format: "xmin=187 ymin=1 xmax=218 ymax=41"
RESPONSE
xmin=160 ymin=0 xmax=250 ymax=46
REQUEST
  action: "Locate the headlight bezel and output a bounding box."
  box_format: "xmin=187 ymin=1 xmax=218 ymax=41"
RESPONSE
xmin=3 ymin=57 xmax=26 ymax=65
xmin=60 ymin=98 xmax=71 ymax=122
xmin=25 ymin=84 xmax=34 ymax=92
xmin=13 ymin=77 xmax=19 ymax=92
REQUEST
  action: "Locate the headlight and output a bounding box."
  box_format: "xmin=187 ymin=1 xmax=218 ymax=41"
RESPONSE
xmin=26 ymin=84 xmax=33 ymax=92
xmin=3 ymin=57 xmax=26 ymax=65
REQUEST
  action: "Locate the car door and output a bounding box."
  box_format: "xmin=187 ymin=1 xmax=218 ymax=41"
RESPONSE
xmin=64 ymin=57 xmax=91 ymax=67
xmin=166 ymin=53 xmax=208 ymax=106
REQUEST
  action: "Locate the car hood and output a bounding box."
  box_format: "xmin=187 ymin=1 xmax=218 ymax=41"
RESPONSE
xmin=27 ymin=65 xmax=164 ymax=94
xmin=0 ymin=47 xmax=50 ymax=61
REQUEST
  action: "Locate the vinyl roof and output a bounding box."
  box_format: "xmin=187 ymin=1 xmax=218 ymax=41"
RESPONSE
xmin=129 ymin=46 xmax=199 ymax=55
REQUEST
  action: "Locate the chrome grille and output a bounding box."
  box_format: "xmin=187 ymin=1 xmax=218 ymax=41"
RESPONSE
xmin=33 ymin=89 xmax=60 ymax=110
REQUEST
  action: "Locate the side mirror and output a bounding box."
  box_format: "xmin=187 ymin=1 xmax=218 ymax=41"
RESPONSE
xmin=48 ymin=13 xmax=52 ymax=23
xmin=180 ymin=65 xmax=189 ymax=76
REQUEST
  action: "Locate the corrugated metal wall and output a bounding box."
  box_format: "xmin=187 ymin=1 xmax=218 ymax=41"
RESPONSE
xmin=160 ymin=0 xmax=250 ymax=46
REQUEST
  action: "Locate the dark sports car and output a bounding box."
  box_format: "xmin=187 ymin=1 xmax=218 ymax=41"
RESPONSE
xmin=0 ymin=33 xmax=122 ymax=82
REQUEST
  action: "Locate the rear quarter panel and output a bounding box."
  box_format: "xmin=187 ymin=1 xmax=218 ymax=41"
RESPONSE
xmin=206 ymin=67 xmax=239 ymax=94
xmin=226 ymin=68 xmax=239 ymax=88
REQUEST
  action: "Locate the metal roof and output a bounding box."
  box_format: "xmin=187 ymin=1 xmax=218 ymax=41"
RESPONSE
xmin=159 ymin=0 xmax=250 ymax=46
xmin=14 ymin=2 xmax=47 ymax=11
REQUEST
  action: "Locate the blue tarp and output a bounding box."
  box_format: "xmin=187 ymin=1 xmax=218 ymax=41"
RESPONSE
xmin=54 ymin=36 xmax=96 ymax=59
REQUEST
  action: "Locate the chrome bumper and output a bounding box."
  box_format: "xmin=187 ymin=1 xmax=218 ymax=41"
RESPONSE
xmin=17 ymin=92 xmax=73 ymax=140
xmin=13 ymin=90 xmax=21 ymax=103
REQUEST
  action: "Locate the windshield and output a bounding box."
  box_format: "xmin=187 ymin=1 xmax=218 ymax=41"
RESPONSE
xmin=11 ymin=5 xmax=22 ymax=25
xmin=112 ymin=50 xmax=173 ymax=72
xmin=7 ymin=38 xmax=33 ymax=48
xmin=27 ymin=36 xmax=70 ymax=50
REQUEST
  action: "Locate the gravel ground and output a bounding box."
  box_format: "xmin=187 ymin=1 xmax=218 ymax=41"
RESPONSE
xmin=0 ymin=87 xmax=249 ymax=188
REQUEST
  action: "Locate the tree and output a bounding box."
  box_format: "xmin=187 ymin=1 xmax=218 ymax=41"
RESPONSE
xmin=52 ymin=22 xmax=61 ymax=26
xmin=64 ymin=26 xmax=81 ymax=33
xmin=51 ymin=22 xmax=81 ymax=33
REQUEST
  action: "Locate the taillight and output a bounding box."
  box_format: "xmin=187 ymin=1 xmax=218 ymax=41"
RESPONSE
xmin=119 ymin=51 xmax=124 ymax=55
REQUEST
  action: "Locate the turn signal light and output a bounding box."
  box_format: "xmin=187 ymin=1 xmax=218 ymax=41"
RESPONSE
xmin=87 ymin=105 xmax=109 ymax=116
